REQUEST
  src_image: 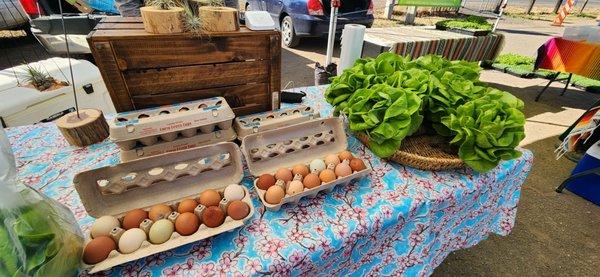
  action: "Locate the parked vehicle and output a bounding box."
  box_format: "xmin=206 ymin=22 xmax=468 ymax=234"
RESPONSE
xmin=245 ymin=0 xmax=373 ymax=47
xmin=0 ymin=0 xmax=30 ymax=30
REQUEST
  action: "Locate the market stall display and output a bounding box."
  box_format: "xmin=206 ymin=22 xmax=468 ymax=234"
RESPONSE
xmin=241 ymin=117 xmax=371 ymax=210
xmin=363 ymin=26 xmax=504 ymax=62
xmin=140 ymin=0 xmax=186 ymax=34
xmin=326 ymin=53 xmax=526 ymax=172
xmin=233 ymin=105 xmax=319 ymax=139
xmin=87 ymin=17 xmax=281 ymax=115
xmin=4 ymin=86 xmax=533 ymax=275
xmin=435 ymin=15 xmax=493 ymax=36
xmin=73 ymin=142 xmax=254 ymax=273
xmin=107 ymin=97 xmax=235 ymax=161
xmin=55 ymin=108 xmax=110 ymax=147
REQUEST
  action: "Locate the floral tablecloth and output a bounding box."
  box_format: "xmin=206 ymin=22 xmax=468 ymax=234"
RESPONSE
xmin=5 ymin=86 xmax=533 ymax=276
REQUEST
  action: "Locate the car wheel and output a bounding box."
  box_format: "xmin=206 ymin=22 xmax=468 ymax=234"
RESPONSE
xmin=281 ymin=15 xmax=300 ymax=48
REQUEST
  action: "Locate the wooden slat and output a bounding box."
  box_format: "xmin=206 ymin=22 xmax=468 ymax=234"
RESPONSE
xmin=87 ymin=41 xmax=134 ymax=112
xmin=131 ymin=83 xmax=271 ymax=116
xmin=90 ymin=27 xmax=277 ymax=41
xmin=268 ymin=33 xmax=281 ymax=110
xmin=100 ymin=17 xmax=143 ymax=23
xmin=124 ymin=60 xmax=270 ymax=96
xmin=95 ymin=22 xmax=145 ymax=30
xmin=111 ymin=37 xmax=270 ymax=70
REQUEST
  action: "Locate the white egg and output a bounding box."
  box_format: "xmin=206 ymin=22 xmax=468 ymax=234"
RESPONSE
xmin=91 ymin=215 xmax=120 ymax=238
xmin=118 ymin=228 xmax=146 ymax=254
xmin=309 ymin=159 xmax=326 ymax=173
xmin=223 ymin=184 xmax=246 ymax=201
xmin=149 ymin=219 xmax=174 ymax=244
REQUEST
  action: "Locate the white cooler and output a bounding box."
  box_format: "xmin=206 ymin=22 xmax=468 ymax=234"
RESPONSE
xmin=0 ymin=58 xmax=116 ymax=127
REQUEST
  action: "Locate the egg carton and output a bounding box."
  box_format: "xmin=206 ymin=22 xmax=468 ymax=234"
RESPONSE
xmin=241 ymin=117 xmax=372 ymax=211
xmin=108 ymin=97 xmax=235 ymax=144
xmin=120 ymin=128 xmax=237 ymax=162
xmin=234 ymin=105 xmax=320 ymax=139
xmin=74 ymin=142 xmax=254 ymax=273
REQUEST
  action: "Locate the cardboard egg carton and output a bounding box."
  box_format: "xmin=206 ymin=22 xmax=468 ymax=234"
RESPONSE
xmin=241 ymin=117 xmax=371 ymax=211
xmin=120 ymin=128 xmax=237 ymax=162
xmin=108 ymin=97 xmax=235 ymax=147
xmin=234 ymin=105 xmax=319 ymax=139
xmin=73 ymin=142 xmax=254 ymax=273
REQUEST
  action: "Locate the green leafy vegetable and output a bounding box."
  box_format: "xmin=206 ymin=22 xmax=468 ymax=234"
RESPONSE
xmin=436 ymin=15 xmax=493 ymax=31
xmin=441 ymin=89 xmax=525 ymax=172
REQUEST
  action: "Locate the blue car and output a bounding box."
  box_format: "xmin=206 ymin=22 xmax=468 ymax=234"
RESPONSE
xmin=245 ymin=0 xmax=374 ymax=47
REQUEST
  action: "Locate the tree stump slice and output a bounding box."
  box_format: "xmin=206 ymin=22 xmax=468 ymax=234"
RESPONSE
xmin=198 ymin=6 xmax=239 ymax=32
xmin=55 ymin=109 xmax=109 ymax=147
xmin=140 ymin=6 xmax=185 ymax=34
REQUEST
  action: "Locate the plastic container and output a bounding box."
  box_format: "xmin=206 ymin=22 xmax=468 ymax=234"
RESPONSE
xmin=241 ymin=117 xmax=371 ymax=211
xmin=234 ymin=105 xmax=319 ymax=140
xmin=73 ymin=142 xmax=254 ymax=273
xmin=108 ymin=97 xmax=235 ymax=147
xmin=120 ymin=128 xmax=237 ymax=162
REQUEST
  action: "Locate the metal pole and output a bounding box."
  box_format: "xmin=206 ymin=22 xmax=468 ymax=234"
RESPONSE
xmin=58 ymin=0 xmax=80 ymax=118
xmin=325 ymin=3 xmax=339 ymax=65
xmin=553 ymin=0 xmax=563 ymax=14
xmin=384 ymin=0 xmax=394 ymax=19
xmin=579 ymin=0 xmax=589 ymax=13
xmin=493 ymin=0 xmax=508 ymax=32
xmin=526 ymin=0 xmax=537 ymax=14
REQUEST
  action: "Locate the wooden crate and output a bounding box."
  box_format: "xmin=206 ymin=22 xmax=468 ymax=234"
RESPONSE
xmin=87 ymin=17 xmax=281 ymax=116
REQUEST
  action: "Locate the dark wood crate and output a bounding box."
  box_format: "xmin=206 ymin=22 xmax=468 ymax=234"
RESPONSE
xmin=87 ymin=17 xmax=281 ymax=116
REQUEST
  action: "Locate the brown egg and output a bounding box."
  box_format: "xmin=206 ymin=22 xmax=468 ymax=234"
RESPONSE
xmin=274 ymin=168 xmax=293 ymax=182
xmin=319 ymin=169 xmax=337 ymax=183
xmin=122 ymin=209 xmax=148 ymax=230
xmin=178 ymin=199 xmax=198 ymax=214
xmin=199 ymin=189 xmax=222 ymax=207
xmin=83 ymin=236 xmax=116 ymax=264
xmin=291 ymin=164 xmax=310 ymax=178
xmin=335 ymin=162 xmax=353 ymax=178
xmin=303 ymin=173 xmax=321 ymax=189
xmin=175 ymin=212 xmax=200 ymax=235
xmin=265 ymin=185 xmax=285 ymax=204
xmin=202 ymin=206 xmax=226 ymax=228
xmin=227 ymin=200 xmax=250 ymax=220
xmin=350 ymin=158 xmax=366 ymax=172
xmin=256 ymin=174 xmax=276 ymax=190
xmin=324 ymin=154 xmax=341 ymax=166
xmin=339 ymin=150 xmax=354 ymax=161
xmin=149 ymin=204 xmax=172 ymax=221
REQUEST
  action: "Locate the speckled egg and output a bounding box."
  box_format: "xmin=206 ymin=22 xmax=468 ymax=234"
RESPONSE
xmin=202 ymin=206 xmax=226 ymax=228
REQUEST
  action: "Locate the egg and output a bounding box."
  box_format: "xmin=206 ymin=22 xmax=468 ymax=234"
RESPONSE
xmin=335 ymin=162 xmax=353 ymax=177
xmin=175 ymin=212 xmax=200 ymax=235
xmin=274 ymin=168 xmax=293 ymax=182
xmin=118 ymin=228 xmax=146 ymax=254
xmin=339 ymin=150 xmax=354 ymax=161
xmin=149 ymin=219 xmax=174 ymax=244
xmin=264 ymin=185 xmax=285 ymax=204
xmin=227 ymin=200 xmax=250 ymax=220
xmin=91 ymin=215 xmax=120 ymax=238
xmin=291 ymin=164 xmax=310 ymax=177
xmin=202 ymin=206 xmax=226 ymax=228
xmin=149 ymin=204 xmax=172 ymax=221
xmin=83 ymin=236 xmax=116 ymax=264
xmin=324 ymin=154 xmax=341 ymax=167
xmin=256 ymin=174 xmax=276 ymax=190
xmin=287 ymin=180 xmax=304 ymax=195
xmin=223 ymin=184 xmax=245 ymax=201
xmin=309 ymin=159 xmax=326 ymax=173
xmin=319 ymin=169 xmax=337 ymax=183
xmin=303 ymin=173 xmax=321 ymax=189
xmin=122 ymin=209 xmax=148 ymax=230
xmin=178 ymin=199 xmax=198 ymax=214
xmin=199 ymin=189 xmax=222 ymax=207
xmin=350 ymin=158 xmax=366 ymax=172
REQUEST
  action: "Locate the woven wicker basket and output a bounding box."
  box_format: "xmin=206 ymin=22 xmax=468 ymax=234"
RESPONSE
xmin=356 ymin=133 xmax=464 ymax=171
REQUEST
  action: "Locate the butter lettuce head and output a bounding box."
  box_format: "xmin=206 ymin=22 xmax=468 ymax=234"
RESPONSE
xmin=441 ymin=89 xmax=526 ymax=172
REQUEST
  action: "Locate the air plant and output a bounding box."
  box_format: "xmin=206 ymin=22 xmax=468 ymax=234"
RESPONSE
xmin=146 ymin=0 xmax=177 ymax=9
xmin=182 ymin=0 xmax=225 ymax=36
xmin=21 ymin=64 xmax=62 ymax=91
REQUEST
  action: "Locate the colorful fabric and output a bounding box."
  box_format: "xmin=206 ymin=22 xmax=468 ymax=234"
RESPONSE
xmin=535 ymin=37 xmax=600 ymax=80
xmin=5 ymin=86 xmax=533 ymax=276
xmin=364 ymin=27 xmax=504 ymax=62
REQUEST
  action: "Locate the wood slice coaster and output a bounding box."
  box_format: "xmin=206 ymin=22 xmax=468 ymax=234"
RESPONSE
xmin=356 ymin=133 xmax=464 ymax=171
xmin=198 ymin=6 xmax=239 ymax=32
xmin=55 ymin=109 xmax=109 ymax=147
xmin=140 ymin=6 xmax=185 ymax=34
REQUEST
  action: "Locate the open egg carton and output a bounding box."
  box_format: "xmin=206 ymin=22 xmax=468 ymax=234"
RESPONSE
xmin=234 ymin=105 xmax=320 ymax=140
xmin=241 ymin=117 xmax=372 ymax=211
xmin=108 ymin=97 xmax=235 ymax=151
xmin=120 ymin=128 xmax=237 ymax=162
xmin=73 ymin=142 xmax=254 ymax=274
